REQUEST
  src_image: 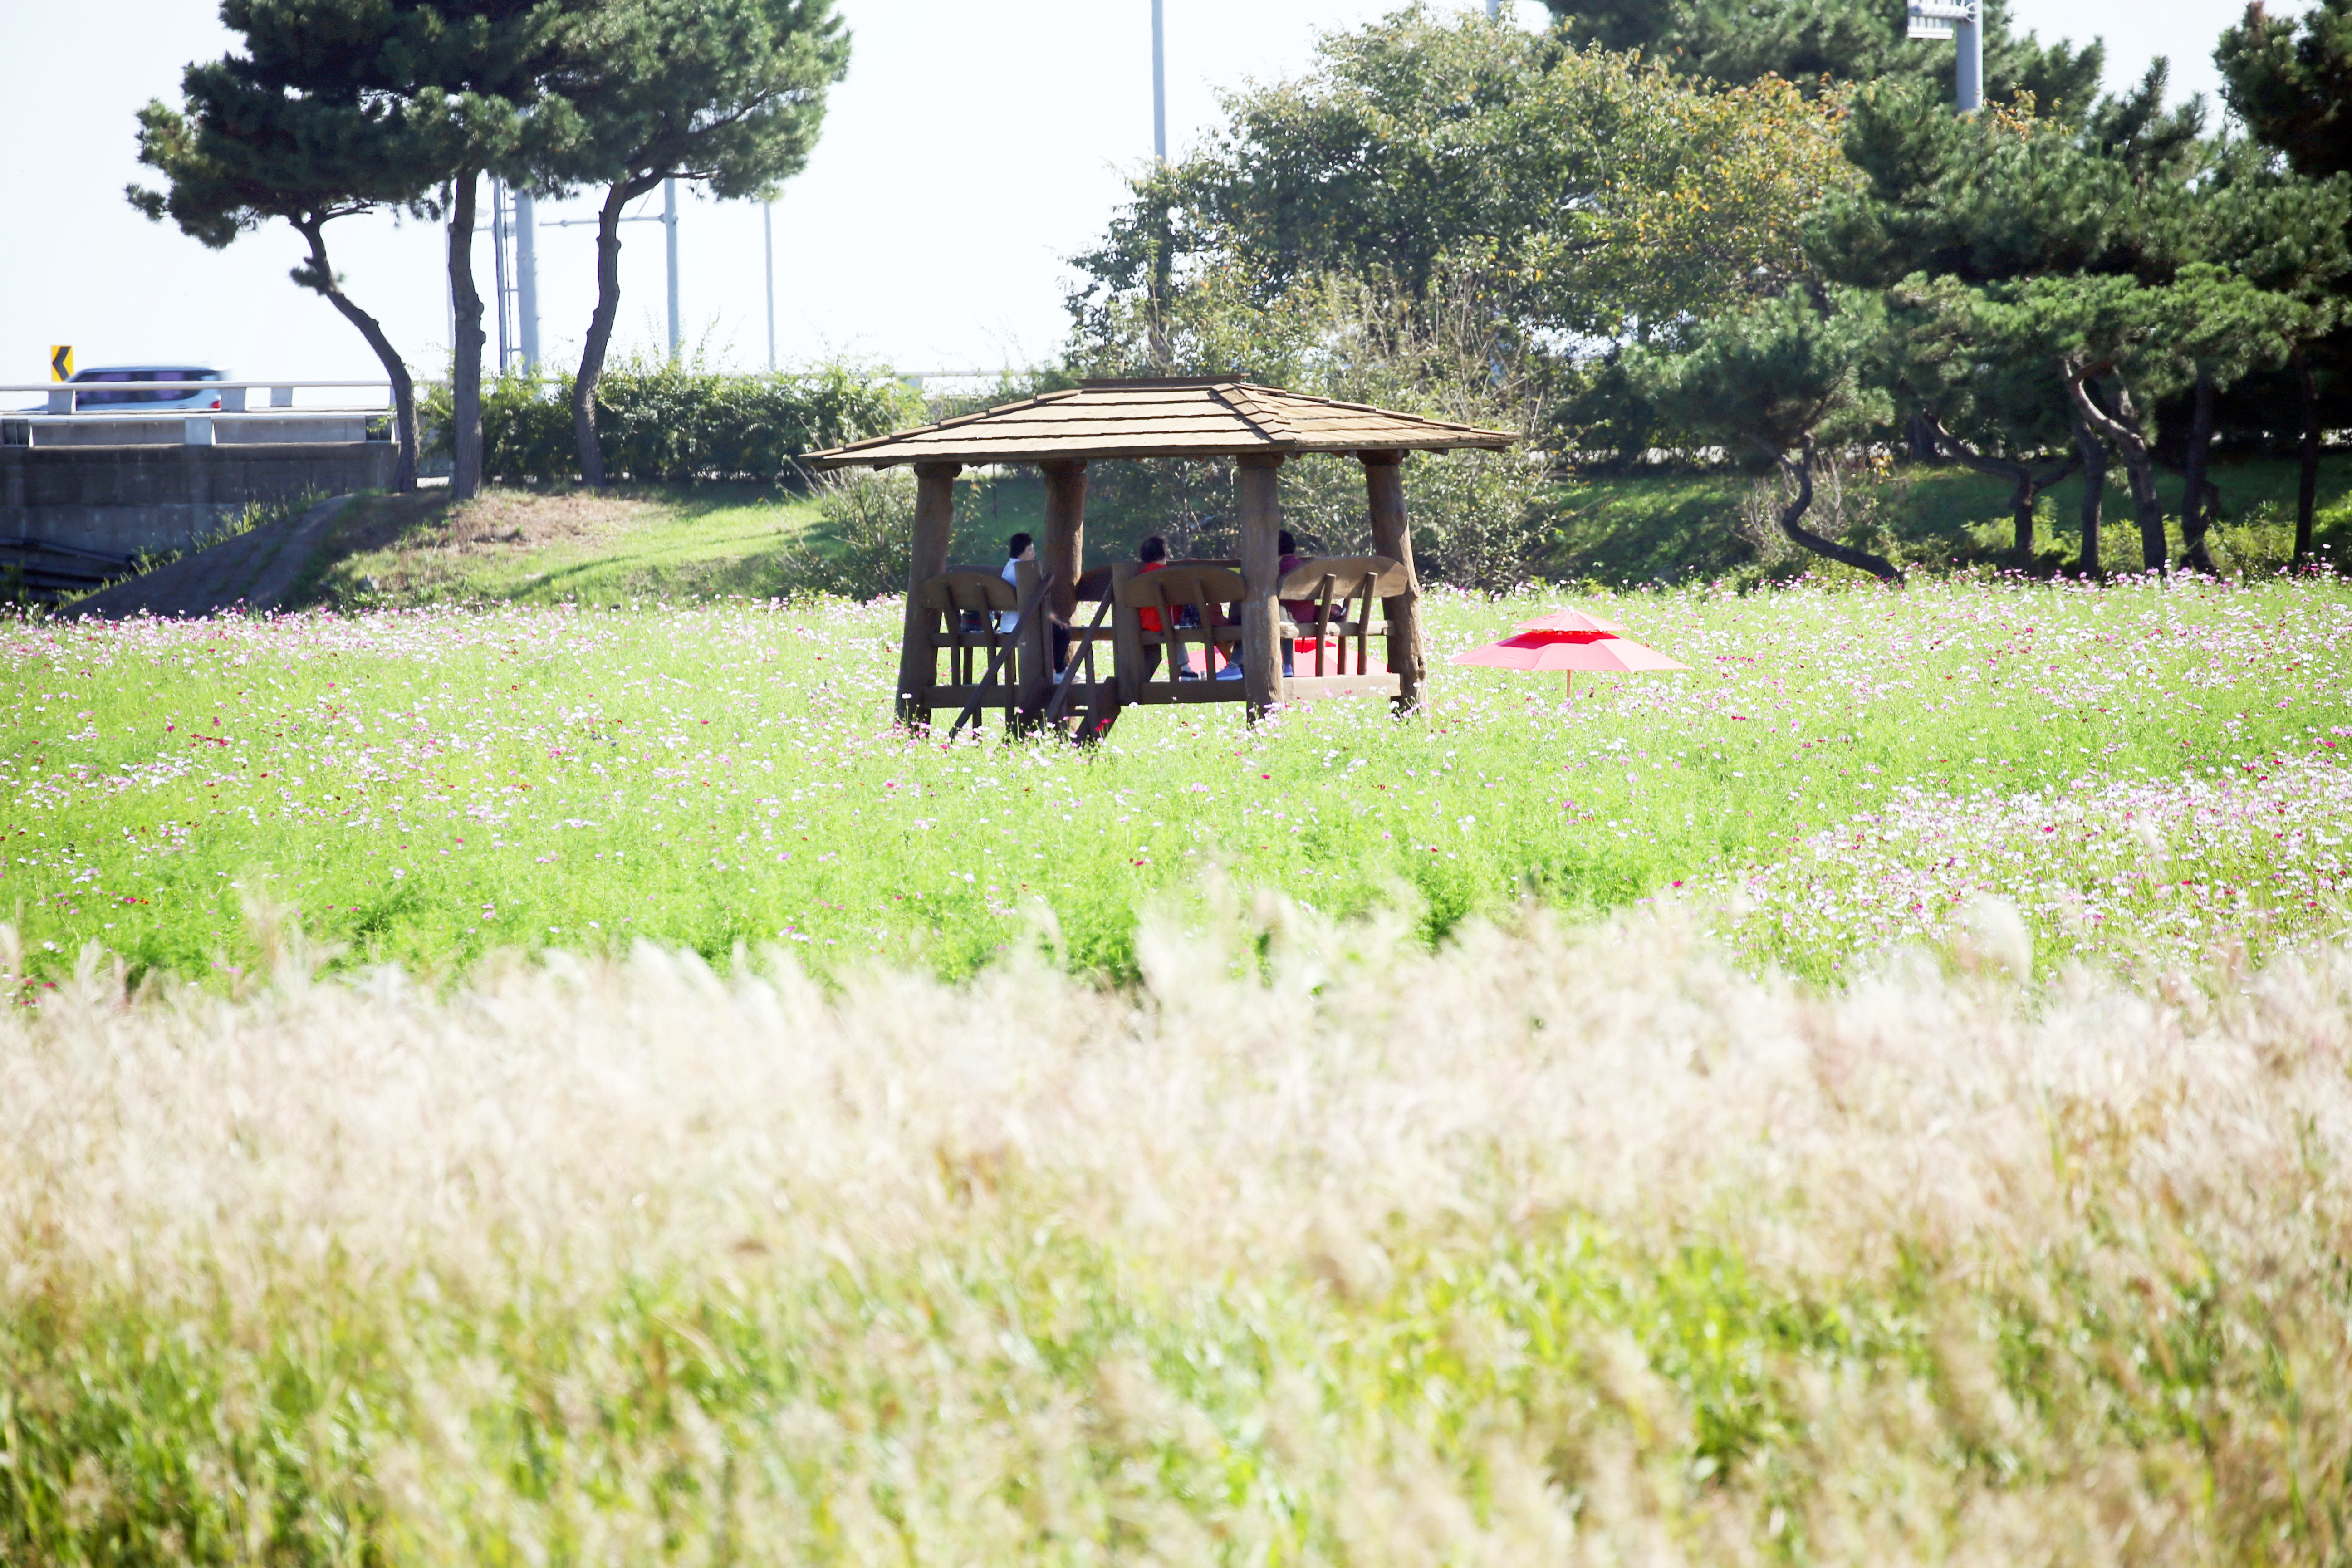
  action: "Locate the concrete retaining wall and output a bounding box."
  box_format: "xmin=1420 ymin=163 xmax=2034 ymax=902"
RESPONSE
xmin=0 ymin=441 xmax=396 ymax=556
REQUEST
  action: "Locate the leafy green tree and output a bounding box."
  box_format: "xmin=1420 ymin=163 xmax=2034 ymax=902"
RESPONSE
xmin=129 ymin=66 xmax=431 ymax=491
xmin=533 ymin=0 xmax=848 ymax=487
xmin=1632 ymin=287 xmax=1904 ymax=581
xmin=2174 ymin=144 xmax=2350 ymax=564
xmin=1071 ymin=11 xmax=1854 ymax=354
xmin=366 ymin=0 xmax=583 ymax=500
xmin=1542 ymin=0 xmax=2103 ymax=113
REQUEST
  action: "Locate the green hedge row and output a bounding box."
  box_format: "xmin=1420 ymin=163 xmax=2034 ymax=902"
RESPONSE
xmin=422 ymin=360 xmax=920 ymax=485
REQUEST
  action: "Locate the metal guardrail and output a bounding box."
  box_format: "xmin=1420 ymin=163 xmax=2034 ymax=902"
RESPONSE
xmin=2 ymin=380 xmax=395 ymax=448
xmin=2 ymin=379 xmax=393 ymax=414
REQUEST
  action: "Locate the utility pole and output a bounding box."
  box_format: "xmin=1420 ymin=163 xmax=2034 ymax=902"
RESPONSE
xmin=1148 ymin=0 xmax=1171 ymax=371
xmin=1487 ymin=0 xmax=1500 ymax=17
xmin=1152 ymin=0 xmax=1166 ymax=163
xmin=763 ymin=202 xmax=778 ymax=374
xmin=491 ymin=179 xmax=512 ymax=372
xmin=515 ymin=189 xmax=540 ymax=374
xmin=663 ymin=177 xmax=681 ymax=362
xmin=1907 ymin=0 xmax=1981 ymax=111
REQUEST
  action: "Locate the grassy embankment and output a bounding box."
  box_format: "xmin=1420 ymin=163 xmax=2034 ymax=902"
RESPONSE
xmin=1548 ymin=452 xmax=2352 ymax=585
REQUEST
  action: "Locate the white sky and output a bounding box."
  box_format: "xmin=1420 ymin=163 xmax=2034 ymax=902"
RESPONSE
xmin=0 ymin=0 xmax=2272 ymax=389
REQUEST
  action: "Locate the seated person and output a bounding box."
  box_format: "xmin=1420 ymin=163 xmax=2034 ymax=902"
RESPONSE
xmin=1000 ymin=532 xmax=1069 ymax=675
xmin=1132 ymin=534 xmax=1191 ymax=681
xmin=1277 ymin=529 xmax=1316 ymax=625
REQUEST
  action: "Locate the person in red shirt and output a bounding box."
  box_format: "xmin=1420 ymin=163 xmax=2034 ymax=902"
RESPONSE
xmin=1133 ymin=534 xmax=1190 ymax=681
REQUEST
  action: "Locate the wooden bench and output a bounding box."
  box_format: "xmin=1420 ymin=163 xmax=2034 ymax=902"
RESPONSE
xmin=912 ymin=569 xmax=1018 ymax=729
xmin=1110 ymin=555 xmax=1406 ymax=706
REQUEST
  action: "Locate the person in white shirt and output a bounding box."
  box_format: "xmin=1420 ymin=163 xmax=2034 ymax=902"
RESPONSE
xmin=998 ymin=533 xmax=1069 ymax=674
xmin=997 ymin=533 xmax=1033 ymax=633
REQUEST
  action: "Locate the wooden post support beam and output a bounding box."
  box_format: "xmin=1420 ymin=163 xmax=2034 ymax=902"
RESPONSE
xmin=897 ymin=461 xmax=961 ymax=727
xmin=1359 ymin=450 xmax=1425 ymax=712
xmin=1014 ymin=557 xmax=1051 ymax=725
xmin=1039 ymin=459 xmax=1088 ymax=627
xmin=1109 ymin=560 xmax=1144 ymax=704
xmin=1235 ymin=452 xmax=1284 ymax=719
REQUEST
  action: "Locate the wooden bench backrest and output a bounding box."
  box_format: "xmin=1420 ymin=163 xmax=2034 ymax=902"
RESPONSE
xmin=1116 ymin=564 xmax=1246 ymax=608
xmin=919 ymin=571 xmax=1016 ymax=614
xmin=1276 ymin=554 xmax=1409 ymax=600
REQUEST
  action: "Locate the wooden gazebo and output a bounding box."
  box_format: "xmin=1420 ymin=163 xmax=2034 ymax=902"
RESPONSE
xmin=804 ymin=377 xmax=1516 ymax=735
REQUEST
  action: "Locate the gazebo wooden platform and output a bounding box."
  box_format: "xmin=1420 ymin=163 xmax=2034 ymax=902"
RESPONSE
xmin=804 ymin=377 xmax=1516 ymax=734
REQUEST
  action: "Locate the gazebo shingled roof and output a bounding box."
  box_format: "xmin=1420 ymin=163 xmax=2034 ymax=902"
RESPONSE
xmin=803 ymin=377 xmax=1518 ymax=468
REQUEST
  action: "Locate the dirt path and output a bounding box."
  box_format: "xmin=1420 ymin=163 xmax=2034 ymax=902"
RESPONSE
xmin=68 ymin=495 xmax=353 ymax=620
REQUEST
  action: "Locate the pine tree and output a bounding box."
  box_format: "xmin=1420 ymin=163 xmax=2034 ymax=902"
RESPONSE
xmin=1543 ymin=0 xmax=2103 ymax=114
xmin=2216 ymin=0 xmax=2352 ymax=564
xmin=531 ymin=0 xmax=848 ymax=487
xmin=128 ymin=31 xmax=444 ymax=491
xmin=1633 ymin=286 xmax=1905 ymax=580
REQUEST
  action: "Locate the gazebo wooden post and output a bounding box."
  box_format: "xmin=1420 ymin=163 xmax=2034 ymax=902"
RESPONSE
xmin=1039 ymin=460 xmax=1088 ymax=625
xmin=1236 ymin=453 xmax=1285 ymax=719
xmin=1360 ymin=450 xmax=1426 ymax=712
xmin=1013 ymin=557 xmax=1051 ymax=729
xmin=1110 ymin=561 xmax=1143 ymax=704
xmin=897 ymin=461 xmax=962 ymax=728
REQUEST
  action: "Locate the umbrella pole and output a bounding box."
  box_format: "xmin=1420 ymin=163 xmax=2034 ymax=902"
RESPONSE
xmin=1564 ymin=670 xmax=1573 ymax=703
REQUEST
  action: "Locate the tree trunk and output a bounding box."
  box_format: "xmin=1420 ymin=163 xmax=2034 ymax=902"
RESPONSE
xmin=446 ymin=171 xmax=485 ymax=500
xmin=293 ymin=216 xmax=417 ymax=493
xmin=2060 ymin=360 xmax=2165 ymax=573
xmin=2073 ymin=415 xmax=2106 ymax=578
xmin=1360 ymin=450 xmax=1426 ymax=712
xmin=1906 ymin=411 xmax=1940 ymax=464
xmin=1921 ymin=413 xmax=2079 ymax=564
xmin=2179 ymin=365 xmax=2217 ymax=573
xmin=573 ymin=180 xmax=650 ymax=488
xmin=1752 ymin=435 xmax=1903 ymax=583
xmin=1235 ymin=454 xmax=1285 ymax=718
xmin=2297 ymin=352 xmax=2321 ymax=570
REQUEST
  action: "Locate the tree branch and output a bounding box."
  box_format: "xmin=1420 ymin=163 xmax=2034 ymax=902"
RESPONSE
xmin=1749 ymin=434 xmax=1904 ymax=583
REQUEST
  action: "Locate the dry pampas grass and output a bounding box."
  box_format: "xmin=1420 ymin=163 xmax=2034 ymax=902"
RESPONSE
xmin=4 ymin=893 xmax=2350 ymax=1564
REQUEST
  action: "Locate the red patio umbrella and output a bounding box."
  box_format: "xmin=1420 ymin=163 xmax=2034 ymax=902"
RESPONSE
xmin=1451 ymin=617 xmax=1687 ymax=700
xmin=1512 ymin=608 xmax=1627 ymax=636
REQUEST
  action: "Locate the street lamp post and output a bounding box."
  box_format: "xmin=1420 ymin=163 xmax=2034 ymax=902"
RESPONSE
xmin=1907 ymin=0 xmax=1982 ymax=112
xmin=1151 ymin=0 xmax=1166 ymax=163
xmin=515 ymin=190 xmax=539 ymax=374
xmin=764 ymin=202 xmax=777 ymax=375
xmin=663 ymin=177 xmax=681 ymax=362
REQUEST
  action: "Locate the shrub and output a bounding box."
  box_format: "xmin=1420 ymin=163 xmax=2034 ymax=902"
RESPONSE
xmin=422 ymin=358 xmax=920 ymax=485
xmin=774 ymin=466 xmax=919 ymax=599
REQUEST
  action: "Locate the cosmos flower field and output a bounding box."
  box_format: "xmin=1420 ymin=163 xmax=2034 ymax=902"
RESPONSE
xmin=1 ymin=573 xmax=2346 ymax=992
xmin=10 ymin=573 xmax=2352 ymax=1564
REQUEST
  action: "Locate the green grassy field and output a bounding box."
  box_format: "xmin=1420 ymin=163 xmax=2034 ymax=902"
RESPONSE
xmin=8 ymin=574 xmax=2347 ymax=995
